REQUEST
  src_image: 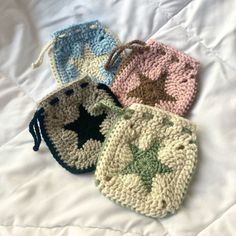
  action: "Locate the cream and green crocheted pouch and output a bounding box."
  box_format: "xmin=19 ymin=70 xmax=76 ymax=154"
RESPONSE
xmin=95 ymin=103 xmax=198 ymax=218
xmin=29 ymin=76 xmax=121 ymax=174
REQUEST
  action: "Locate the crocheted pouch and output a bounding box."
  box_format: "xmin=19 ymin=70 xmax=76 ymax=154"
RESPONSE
xmin=108 ymin=39 xmax=200 ymax=116
xmin=95 ymin=102 xmax=198 ymax=218
xmin=32 ymin=20 xmax=121 ymax=86
xmin=29 ymin=77 xmax=121 ymax=174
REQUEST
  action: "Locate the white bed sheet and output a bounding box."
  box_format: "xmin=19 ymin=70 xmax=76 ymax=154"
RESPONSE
xmin=0 ymin=0 xmax=236 ymax=235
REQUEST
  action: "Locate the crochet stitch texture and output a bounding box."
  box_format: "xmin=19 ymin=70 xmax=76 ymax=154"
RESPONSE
xmin=49 ymin=20 xmax=121 ymax=85
xmin=111 ymin=39 xmax=200 ymax=116
xmin=29 ymin=77 xmax=121 ymax=174
xmin=95 ymin=103 xmax=198 ymax=217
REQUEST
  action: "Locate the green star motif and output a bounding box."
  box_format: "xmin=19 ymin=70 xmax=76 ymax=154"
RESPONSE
xmin=121 ymin=141 xmax=172 ymax=192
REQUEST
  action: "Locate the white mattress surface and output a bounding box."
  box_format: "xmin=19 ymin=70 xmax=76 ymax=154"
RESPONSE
xmin=0 ymin=0 xmax=236 ymax=235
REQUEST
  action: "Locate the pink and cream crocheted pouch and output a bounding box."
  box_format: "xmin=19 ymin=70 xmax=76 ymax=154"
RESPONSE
xmin=110 ymin=39 xmax=200 ymax=116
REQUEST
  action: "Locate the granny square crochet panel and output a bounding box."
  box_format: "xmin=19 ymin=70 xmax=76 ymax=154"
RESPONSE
xmin=111 ymin=39 xmax=200 ymax=116
xmin=48 ymin=20 xmax=121 ymax=85
xmin=29 ymin=77 xmax=121 ymax=174
xmin=95 ymin=103 xmax=198 ymax=218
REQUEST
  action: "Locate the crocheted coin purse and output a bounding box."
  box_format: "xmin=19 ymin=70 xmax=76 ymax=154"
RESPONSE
xmin=95 ymin=102 xmax=198 ymax=218
xmin=29 ymin=77 xmax=121 ymax=174
xmin=107 ymin=39 xmax=200 ymax=116
xmin=32 ymin=20 xmax=121 ymax=86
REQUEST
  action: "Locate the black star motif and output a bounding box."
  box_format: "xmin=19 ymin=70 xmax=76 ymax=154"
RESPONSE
xmin=64 ymin=105 xmax=107 ymax=148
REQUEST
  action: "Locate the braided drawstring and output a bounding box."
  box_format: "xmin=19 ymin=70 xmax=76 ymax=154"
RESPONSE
xmin=104 ymin=40 xmax=149 ymax=70
xmin=29 ymin=109 xmax=44 ymax=151
xmin=31 ymin=39 xmax=54 ymax=69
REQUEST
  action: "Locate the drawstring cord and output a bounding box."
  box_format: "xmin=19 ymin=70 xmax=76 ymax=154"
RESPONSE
xmin=29 ymin=102 xmax=133 ymax=151
xmin=32 ymin=39 xmax=54 ymax=69
xmin=32 ymin=39 xmax=148 ymax=70
xmin=104 ymin=40 xmax=149 ymax=70
xmin=29 ymin=109 xmax=44 ymax=151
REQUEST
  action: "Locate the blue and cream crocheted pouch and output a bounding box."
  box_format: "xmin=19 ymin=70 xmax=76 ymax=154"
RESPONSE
xmin=32 ymin=20 xmax=121 ymax=86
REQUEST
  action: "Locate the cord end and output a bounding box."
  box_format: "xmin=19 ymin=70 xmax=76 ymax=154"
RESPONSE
xmin=32 ymin=61 xmax=41 ymax=69
xmin=33 ymin=145 xmax=39 ymax=152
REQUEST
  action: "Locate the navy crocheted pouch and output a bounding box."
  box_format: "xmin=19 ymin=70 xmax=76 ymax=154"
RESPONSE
xmin=29 ymin=77 xmax=121 ymax=174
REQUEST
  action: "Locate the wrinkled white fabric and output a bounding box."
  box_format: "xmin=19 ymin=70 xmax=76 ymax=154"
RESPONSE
xmin=0 ymin=0 xmax=235 ymax=235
